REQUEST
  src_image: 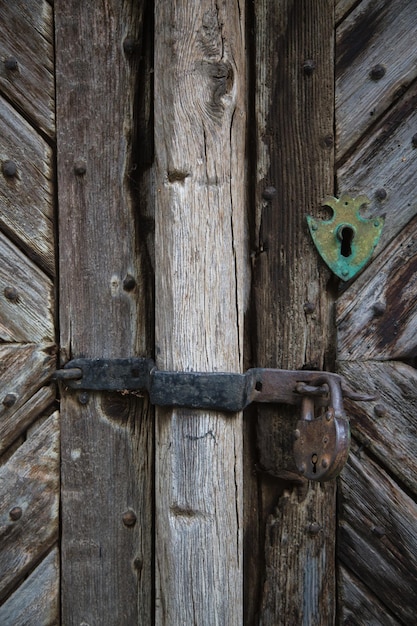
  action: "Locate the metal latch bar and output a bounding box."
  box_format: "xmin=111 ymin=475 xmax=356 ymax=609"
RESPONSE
xmin=54 ymin=358 xmax=370 ymax=412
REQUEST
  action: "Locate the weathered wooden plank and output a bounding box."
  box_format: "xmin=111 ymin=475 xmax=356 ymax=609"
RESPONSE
xmin=251 ymin=1 xmax=336 ymax=624
xmin=0 ymin=344 xmax=55 ymax=456
xmin=0 ymin=0 xmax=55 ymax=137
xmin=335 ymin=0 xmax=358 ymax=24
xmin=154 ymin=2 xmax=246 ymax=623
xmin=338 ymin=565 xmax=401 ymax=626
xmin=0 ymin=547 xmax=59 ymax=626
xmin=55 ymin=0 xmax=153 ymax=623
xmin=0 ymin=412 xmax=59 ymax=602
xmin=337 ymin=213 xmax=417 ymax=361
xmin=0 ymin=95 xmax=55 ymax=275
xmin=259 ymin=483 xmax=336 ymax=625
xmin=336 ymin=0 xmax=417 ymax=160
xmin=337 ymin=81 xmax=417 ymax=250
xmin=0 ymin=233 xmax=54 ymax=342
xmin=338 ymin=443 xmax=417 ymax=623
xmin=338 ymin=360 xmax=417 ymax=497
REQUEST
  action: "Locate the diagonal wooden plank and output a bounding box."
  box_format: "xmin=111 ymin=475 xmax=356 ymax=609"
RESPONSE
xmin=0 ymin=94 xmax=55 ymax=275
xmin=338 ymin=360 xmax=417 ymax=498
xmin=0 ymin=344 xmax=56 ymax=455
xmin=338 ymin=566 xmax=401 ymax=626
xmin=0 ymin=0 xmax=55 ymax=137
xmin=336 ymin=0 xmax=417 ymax=160
xmin=0 ymin=412 xmax=59 ymax=603
xmin=0 ymin=547 xmax=59 ymax=626
xmin=338 ymin=443 xmax=417 ymax=624
xmin=337 ymin=81 xmax=417 ymax=250
xmin=337 ymin=213 xmax=417 ymax=361
xmin=0 ymin=232 xmax=54 ymax=343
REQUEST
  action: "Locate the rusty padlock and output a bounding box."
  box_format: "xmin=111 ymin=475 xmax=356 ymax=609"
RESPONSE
xmin=293 ymin=374 xmax=350 ymax=481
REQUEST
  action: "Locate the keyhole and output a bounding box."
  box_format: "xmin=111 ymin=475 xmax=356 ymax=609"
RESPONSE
xmin=338 ymin=225 xmax=355 ymax=258
xmin=311 ymin=453 xmax=318 ymax=474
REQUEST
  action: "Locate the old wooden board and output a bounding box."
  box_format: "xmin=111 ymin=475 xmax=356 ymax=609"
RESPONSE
xmin=336 ymin=0 xmax=417 ymax=159
xmin=0 ymin=94 xmax=55 ymax=275
xmin=0 ymin=344 xmax=56 ymax=455
xmin=0 ymin=548 xmax=59 ymax=626
xmin=55 ymin=0 xmax=153 ymax=623
xmin=250 ymin=1 xmax=336 ymax=624
xmin=0 ymin=412 xmax=59 ymax=603
xmin=154 ymin=1 xmax=247 ymax=623
xmin=338 ymin=443 xmax=417 ymax=623
xmin=0 ymin=0 xmax=55 ymax=138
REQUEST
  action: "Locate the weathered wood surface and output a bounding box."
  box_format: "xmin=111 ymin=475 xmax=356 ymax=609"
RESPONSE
xmin=335 ymin=0 xmax=358 ymax=24
xmin=337 ymin=212 xmax=417 ymax=361
xmin=0 ymin=344 xmax=55 ymax=455
xmin=339 ymin=360 xmax=417 ymax=497
xmin=0 ymin=548 xmax=59 ymax=626
xmin=0 ymin=95 xmax=55 ymax=274
xmin=0 ymin=232 xmax=54 ymax=342
xmin=251 ymin=1 xmax=336 ymax=624
xmin=0 ymin=0 xmax=55 ymax=137
xmin=338 ymin=566 xmax=400 ymax=626
xmin=338 ymin=442 xmax=417 ymax=623
xmin=336 ymin=0 xmax=417 ymax=159
xmin=154 ymin=2 xmax=246 ymax=623
xmin=337 ymin=80 xmax=417 ymax=250
xmin=56 ymin=0 xmax=153 ymax=623
xmin=0 ymin=412 xmax=59 ymax=603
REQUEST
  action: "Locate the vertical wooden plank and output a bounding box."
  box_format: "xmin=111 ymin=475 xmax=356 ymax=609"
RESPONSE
xmin=154 ymin=2 xmax=247 ymax=624
xmin=55 ymin=1 xmax=153 ymax=624
xmin=251 ymin=1 xmax=336 ymax=624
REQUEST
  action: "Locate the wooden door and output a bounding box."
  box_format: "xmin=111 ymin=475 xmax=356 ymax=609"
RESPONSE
xmin=1 ymin=1 xmax=416 ymax=625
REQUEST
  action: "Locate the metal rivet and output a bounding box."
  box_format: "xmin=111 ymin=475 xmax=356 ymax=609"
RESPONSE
xmin=123 ymin=275 xmax=136 ymax=291
xmin=2 ymin=160 xmax=17 ymax=178
xmin=303 ymin=301 xmax=316 ymax=314
xmin=372 ymin=301 xmax=386 ymax=317
xmin=321 ymin=458 xmax=329 ymax=469
xmin=74 ymin=161 xmax=87 ymax=176
xmin=122 ymin=510 xmax=137 ymax=527
xmin=310 ymin=221 xmax=318 ymax=231
xmin=325 ymin=411 xmax=333 ymax=421
xmin=262 ymin=186 xmax=277 ymax=200
xmin=303 ymin=59 xmax=316 ymax=75
xmin=123 ymin=38 xmax=137 ymax=55
xmin=374 ymin=404 xmax=387 ymax=418
xmin=299 ymin=463 xmax=306 ymax=474
xmin=375 ymin=188 xmax=387 ymax=201
xmin=78 ymin=392 xmax=89 ymax=405
xmin=412 ymin=134 xmax=417 ymax=149
xmin=3 ymin=394 xmax=17 ymax=408
xmin=342 ymin=269 xmax=349 ymax=277
xmin=9 ymin=506 xmax=22 ymax=521
xmin=369 ymin=64 xmax=386 ymax=80
xmin=294 ymin=429 xmax=301 ymax=440
xmin=4 ymin=286 xmax=19 ymax=302
xmin=322 ymin=134 xmax=334 ymax=148
xmin=372 ymin=526 xmax=386 ymax=538
xmin=4 ymin=57 xmax=18 ymax=71
xmin=307 ymin=522 xmax=321 ymax=535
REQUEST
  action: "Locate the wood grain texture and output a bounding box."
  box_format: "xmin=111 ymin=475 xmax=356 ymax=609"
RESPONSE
xmin=0 ymin=232 xmax=54 ymax=343
xmin=338 ymin=566 xmax=401 ymax=626
xmin=337 ymin=80 xmax=417 ymax=251
xmin=0 ymin=412 xmax=59 ymax=603
xmin=251 ymin=2 xmax=336 ymax=624
xmin=0 ymin=344 xmax=56 ymax=456
xmin=338 ymin=360 xmax=417 ymax=497
xmin=154 ymin=2 xmax=247 ymax=623
xmin=0 ymin=548 xmax=59 ymax=626
xmin=55 ymin=1 xmax=153 ymax=623
xmin=0 ymin=95 xmax=55 ymax=275
xmin=337 ymin=213 xmax=417 ymax=361
xmin=336 ymin=0 xmax=417 ymax=160
xmin=0 ymin=0 xmax=55 ymax=137
xmin=338 ymin=442 xmax=417 ymax=624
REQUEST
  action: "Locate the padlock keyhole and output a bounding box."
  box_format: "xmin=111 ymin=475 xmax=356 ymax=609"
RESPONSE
xmin=311 ymin=453 xmax=318 ymax=474
xmin=339 ymin=225 xmax=355 ymax=258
